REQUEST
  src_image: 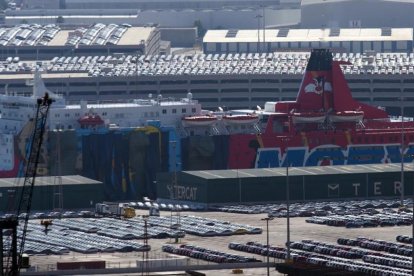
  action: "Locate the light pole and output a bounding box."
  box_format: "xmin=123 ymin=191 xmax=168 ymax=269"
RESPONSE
xmin=261 ymin=216 xmax=273 ymax=276
xmin=286 ymin=163 xmax=291 ymax=262
xmin=400 ymin=100 xmax=405 ymax=207
xmin=412 ymin=162 xmax=414 ymax=276
xmin=255 ymin=14 xmax=263 ymax=53
xmin=261 ymin=5 xmax=266 ymax=52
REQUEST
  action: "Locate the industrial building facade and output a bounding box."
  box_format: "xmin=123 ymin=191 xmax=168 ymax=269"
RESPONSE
xmin=156 ymin=164 xmax=414 ymax=204
xmin=0 ymin=69 xmax=413 ymax=117
xmin=0 ymin=175 xmax=104 ymax=211
xmin=203 ymin=28 xmax=413 ymax=54
xmin=0 ymin=25 xmax=160 ymax=60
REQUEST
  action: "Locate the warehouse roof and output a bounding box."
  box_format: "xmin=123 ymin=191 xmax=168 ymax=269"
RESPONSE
xmin=184 ymin=163 xmax=414 ymax=179
xmin=0 ymin=175 xmax=102 ymax=188
xmin=203 ymin=28 xmax=413 ymax=43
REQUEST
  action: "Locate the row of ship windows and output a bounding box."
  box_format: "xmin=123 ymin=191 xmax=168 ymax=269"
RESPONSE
xmin=53 ymin=108 xmax=197 ymax=118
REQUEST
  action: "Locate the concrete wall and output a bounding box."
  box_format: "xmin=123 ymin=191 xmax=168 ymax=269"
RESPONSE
xmin=21 ymin=0 xmax=300 ymax=10
xmin=160 ymin=28 xmax=197 ymax=48
xmin=5 ymin=8 xmax=300 ymax=29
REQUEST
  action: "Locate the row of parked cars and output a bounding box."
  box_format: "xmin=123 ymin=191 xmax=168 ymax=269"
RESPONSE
xmin=38 ymin=50 xmax=414 ymax=78
xmin=289 ymin=240 xmax=368 ymax=259
xmin=338 ymin=237 xmax=412 ymax=257
xmin=137 ymin=215 xmax=262 ymax=237
xmin=13 ymin=222 xmax=151 ymax=255
xmin=211 ymin=199 xmax=405 ymax=217
xmin=162 ymin=244 xmax=260 ymax=264
xmin=0 ymin=24 xmax=60 ymax=47
xmin=306 ymin=212 xmax=412 ymax=228
xmin=396 ymin=235 xmax=413 ymax=245
xmin=228 ymin=240 xmax=411 ymax=275
xmin=0 ymin=210 xmax=94 ymax=220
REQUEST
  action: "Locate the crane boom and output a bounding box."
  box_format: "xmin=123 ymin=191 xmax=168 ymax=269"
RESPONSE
xmin=2 ymin=93 xmax=52 ymax=275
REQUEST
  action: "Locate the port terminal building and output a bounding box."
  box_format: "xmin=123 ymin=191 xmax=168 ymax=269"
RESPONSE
xmin=156 ymin=164 xmax=414 ymax=205
xmin=203 ymin=28 xmax=413 ymax=54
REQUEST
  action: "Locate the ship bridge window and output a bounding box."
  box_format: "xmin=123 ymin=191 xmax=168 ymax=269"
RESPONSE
xmin=65 ymin=114 xmax=70 ymax=117
xmin=191 ymin=108 xmax=196 ymax=113
xmin=162 ymin=109 xmax=167 ymax=114
xmin=182 ymin=108 xmax=186 ymax=113
xmin=55 ymin=114 xmax=60 ymax=118
xmin=102 ymin=112 xmax=107 ymax=116
xmin=172 ymin=109 xmax=176 ymax=114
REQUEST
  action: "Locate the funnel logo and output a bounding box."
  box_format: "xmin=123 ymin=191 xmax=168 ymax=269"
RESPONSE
xmin=304 ymin=75 xmax=332 ymax=95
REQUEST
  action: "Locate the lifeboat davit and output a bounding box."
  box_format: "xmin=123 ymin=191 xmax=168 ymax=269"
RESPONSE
xmin=329 ymin=111 xmax=364 ymax=122
xmin=78 ymin=114 xmax=104 ymax=127
xmin=292 ymin=112 xmax=325 ymax=124
xmin=222 ymin=114 xmax=259 ymax=125
xmin=182 ymin=115 xmax=218 ymax=127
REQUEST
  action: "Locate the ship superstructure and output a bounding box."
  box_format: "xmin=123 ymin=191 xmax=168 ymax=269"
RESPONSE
xmin=1 ymin=49 xmax=413 ymax=200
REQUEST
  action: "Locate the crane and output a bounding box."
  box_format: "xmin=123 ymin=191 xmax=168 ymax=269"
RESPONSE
xmin=0 ymin=93 xmax=52 ymax=275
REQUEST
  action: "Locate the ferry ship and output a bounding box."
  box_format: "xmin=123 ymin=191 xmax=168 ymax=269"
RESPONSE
xmin=1 ymin=49 xmax=413 ymax=200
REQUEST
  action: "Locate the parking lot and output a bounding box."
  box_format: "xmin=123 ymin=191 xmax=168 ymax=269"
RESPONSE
xmin=25 ymin=205 xmax=413 ymax=275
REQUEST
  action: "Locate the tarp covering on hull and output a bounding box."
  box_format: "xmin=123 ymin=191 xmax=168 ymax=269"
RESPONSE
xmin=81 ymin=129 xmax=162 ymax=201
xmin=48 ymin=130 xmax=78 ymax=176
xmin=181 ymin=135 xmax=229 ymax=170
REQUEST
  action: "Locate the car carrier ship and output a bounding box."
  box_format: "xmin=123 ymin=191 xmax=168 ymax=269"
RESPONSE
xmin=0 ymin=49 xmax=413 ymax=200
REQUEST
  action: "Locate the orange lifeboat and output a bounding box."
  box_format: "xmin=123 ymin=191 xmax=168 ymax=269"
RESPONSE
xmin=182 ymin=115 xmax=218 ymax=127
xmin=78 ymin=114 xmax=104 ymax=128
xmin=222 ymin=114 xmax=259 ymax=125
xmin=329 ymin=111 xmax=364 ymax=122
xmin=292 ymin=112 xmax=325 ymax=124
